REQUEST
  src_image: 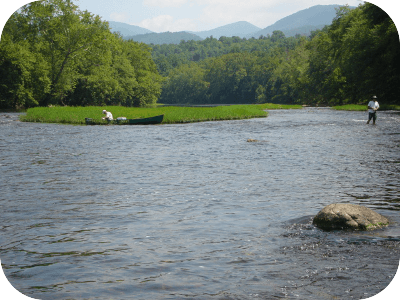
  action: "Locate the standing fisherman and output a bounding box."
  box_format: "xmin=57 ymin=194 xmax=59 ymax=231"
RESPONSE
xmin=367 ymin=96 xmax=379 ymax=125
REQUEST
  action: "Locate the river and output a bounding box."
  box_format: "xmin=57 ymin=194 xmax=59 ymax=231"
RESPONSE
xmin=1 ymin=108 xmax=399 ymax=299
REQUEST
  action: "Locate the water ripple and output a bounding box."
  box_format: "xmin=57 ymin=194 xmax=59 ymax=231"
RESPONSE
xmin=0 ymin=109 xmax=399 ymax=299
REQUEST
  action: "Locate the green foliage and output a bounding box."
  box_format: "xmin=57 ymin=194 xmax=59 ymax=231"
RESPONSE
xmin=156 ymin=37 xmax=303 ymax=105
xmin=160 ymin=63 xmax=209 ymax=104
xmin=2 ymin=2 xmax=399 ymax=109
xmin=265 ymin=38 xmax=310 ymax=104
xmin=20 ymin=104 xmax=271 ymax=124
xmin=0 ymin=0 xmax=162 ymax=109
xmin=20 ymin=104 xmax=303 ymax=125
xmin=304 ymin=3 xmax=400 ymax=106
xmin=331 ymin=104 xmax=367 ymax=111
xmin=205 ymin=53 xmax=260 ymax=104
xmin=332 ymin=104 xmax=400 ymax=111
xmin=152 ymin=3 xmax=399 ymax=107
xmin=151 ymin=35 xmax=296 ymax=76
xmin=0 ymin=34 xmax=50 ymax=108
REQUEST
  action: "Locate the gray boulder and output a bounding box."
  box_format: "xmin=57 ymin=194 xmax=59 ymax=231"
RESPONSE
xmin=313 ymin=203 xmax=389 ymax=231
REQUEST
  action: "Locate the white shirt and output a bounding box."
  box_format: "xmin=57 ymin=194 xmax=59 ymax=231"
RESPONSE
xmin=368 ymin=101 xmax=379 ymax=113
xmin=105 ymin=111 xmax=113 ymax=120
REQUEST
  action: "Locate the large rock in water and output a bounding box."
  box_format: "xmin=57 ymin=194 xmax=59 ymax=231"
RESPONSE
xmin=313 ymin=203 xmax=389 ymax=231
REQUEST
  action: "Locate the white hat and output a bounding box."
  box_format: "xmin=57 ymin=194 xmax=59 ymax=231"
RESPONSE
xmin=102 ymin=110 xmax=106 ymax=113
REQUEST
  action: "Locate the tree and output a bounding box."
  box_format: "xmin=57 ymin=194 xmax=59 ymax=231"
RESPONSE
xmin=160 ymin=63 xmax=209 ymax=104
xmin=266 ymin=38 xmax=310 ymax=104
xmin=271 ymin=30 xmax=286 ymax=43
xmin=205 ymin=53 xmax=259 ymax=104
xmin=1 ymin=0 xmax=112 ymax=106
xmin=0 ymin=29 xmax=50 ymax=109
xmin=304 ymin=3 xmax=400 ymax=105
xmin=0 ymin=0 xmax=163 ymax=108
xmin=122 ymin=40 xmax=163 ymax=106
xmin=338 ymin=3 xmax=399 ymax=104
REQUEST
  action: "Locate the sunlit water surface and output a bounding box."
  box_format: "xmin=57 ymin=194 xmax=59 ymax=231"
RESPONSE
xmin=1 ymin=108 xmax=399 ymax=299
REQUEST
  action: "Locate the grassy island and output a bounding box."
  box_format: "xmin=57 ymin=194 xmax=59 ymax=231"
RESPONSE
xmin=19 ymin=103 xmax=302 ymax=125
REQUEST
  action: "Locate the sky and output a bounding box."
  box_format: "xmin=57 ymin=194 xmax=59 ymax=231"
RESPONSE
xmin=1 ymin=0 xmax=399 ymax=34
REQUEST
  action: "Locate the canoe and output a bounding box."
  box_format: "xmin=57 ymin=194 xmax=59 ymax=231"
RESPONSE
xmin=85 ymin=115 xmax=164 ymax=125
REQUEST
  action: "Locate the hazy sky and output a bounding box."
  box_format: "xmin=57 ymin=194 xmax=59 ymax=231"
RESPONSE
xmin=1 ymin=0 xmax=398 ymax=34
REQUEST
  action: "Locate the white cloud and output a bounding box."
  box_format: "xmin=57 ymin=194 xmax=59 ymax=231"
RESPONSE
xmin=138 ymin=15 xmax=198 ymax=32
xmin=143 ymin=0 xmax=189 ymax=8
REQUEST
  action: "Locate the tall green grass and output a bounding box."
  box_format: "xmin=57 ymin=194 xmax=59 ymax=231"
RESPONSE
xmin=332 ymin=104 xmax=400 ymax=111
xmin=19 ymin=103 xmax=302 ymax=125
xmin=331 ymin=104 xmax=367 ymax=111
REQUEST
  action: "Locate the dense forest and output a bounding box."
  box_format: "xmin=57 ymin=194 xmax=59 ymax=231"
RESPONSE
xmin=0 ymin=0 xmax=163 ymax=109
xmin=0 ymin=1 xmax=399 ymax=109
xmin=153 ymin=3 xmax=400 ymax=106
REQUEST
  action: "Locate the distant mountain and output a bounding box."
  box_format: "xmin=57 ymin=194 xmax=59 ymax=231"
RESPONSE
xmin=125 ymin=31 xmax=203 ymax=45
xmin=247 ymin=5 xmax=353 ymax=38
xmin=192 ymin=21 xmax=262 ymax=39
xmin=107 ymin=4 xmax=354 ymax=45
xmin=107 ymin=21 xmax=153 ymax=36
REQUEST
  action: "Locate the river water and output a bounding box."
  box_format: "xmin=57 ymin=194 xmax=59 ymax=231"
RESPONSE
xmin=1 ymin=108 xmax=399 ymax=300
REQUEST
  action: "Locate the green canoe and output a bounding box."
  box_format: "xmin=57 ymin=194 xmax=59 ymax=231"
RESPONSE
xmin=85 ymin=114 xmax=164 ymax=125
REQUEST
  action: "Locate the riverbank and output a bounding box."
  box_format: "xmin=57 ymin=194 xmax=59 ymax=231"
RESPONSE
xmin=19 ymin=103 xmax=302 ymax=125
xmin=332 ymin=104 xmax=400 ymax=111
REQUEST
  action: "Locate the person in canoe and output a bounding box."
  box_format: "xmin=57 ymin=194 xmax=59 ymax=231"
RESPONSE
xmin=102 ymin=110 xmax=113 ymax=121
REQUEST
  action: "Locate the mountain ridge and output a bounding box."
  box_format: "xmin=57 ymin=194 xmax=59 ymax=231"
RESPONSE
xmin=125 ymin=31 xmax=202 ymax=45
xmin=191 ymin=21 xmax=262 ymax=39
xmin=247 ymin=4 xmax=348 ymax=38
xmin=107 ymin=21 xmax=153 ymax=37
xmin=108 ymin=4 xmax=354 ymax=45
